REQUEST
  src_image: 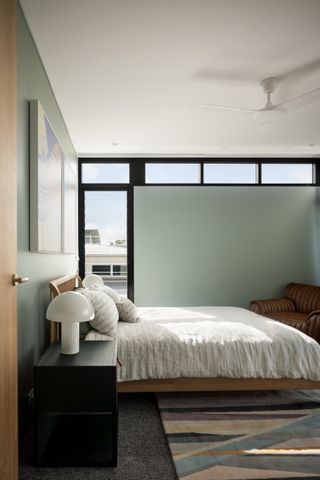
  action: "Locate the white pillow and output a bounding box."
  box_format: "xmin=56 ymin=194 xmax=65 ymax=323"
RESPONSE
xmin=116 ymin=297 xmax=139 ymax=323
xmin=82 ymin=289 xmax=119 ymax=336
xmin=92 ymin=285 xmax=121 ymax=304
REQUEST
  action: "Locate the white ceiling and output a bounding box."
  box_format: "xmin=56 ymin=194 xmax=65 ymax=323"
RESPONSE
xmin=20 ymin=0 xmax=320 ymax=156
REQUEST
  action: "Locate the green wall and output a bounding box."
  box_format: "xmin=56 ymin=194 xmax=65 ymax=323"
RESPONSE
xmin=17 ymin=5 xmax=78 ymax=438
xmin=134 ymin=187 xmax=319 ymax=306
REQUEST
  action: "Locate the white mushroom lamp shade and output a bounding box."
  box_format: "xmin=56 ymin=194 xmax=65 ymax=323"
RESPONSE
xmin=46 ymin=291 xmax=94 ymax=355
xmin=82 ymin=274 xmax=104 ymax=288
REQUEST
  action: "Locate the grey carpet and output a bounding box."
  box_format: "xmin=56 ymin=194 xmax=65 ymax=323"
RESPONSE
xmin=19 ymin=393 xmax=177 ymax=480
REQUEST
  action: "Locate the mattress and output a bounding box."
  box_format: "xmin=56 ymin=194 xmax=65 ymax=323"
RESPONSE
xmin=85 ymin=306 xmax=320 ymax=382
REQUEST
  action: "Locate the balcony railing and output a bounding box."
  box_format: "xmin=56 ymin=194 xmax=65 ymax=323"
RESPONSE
xmin=85 ymin=266 xmax=127 ymax=297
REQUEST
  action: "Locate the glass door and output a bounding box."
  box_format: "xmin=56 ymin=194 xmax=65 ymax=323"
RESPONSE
xmin=84 ymin=190 xmax=128 ymax=296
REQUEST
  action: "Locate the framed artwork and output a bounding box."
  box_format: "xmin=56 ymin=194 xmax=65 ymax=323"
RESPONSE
xmin=30 ymin=100 xmax=62 ymax=253
xmin=62 ymin=158 xmax=77 ymax=254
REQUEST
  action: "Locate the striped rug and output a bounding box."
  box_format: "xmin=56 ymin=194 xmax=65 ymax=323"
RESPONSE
xmin=156 ymin=390 xmax=320 ymax=480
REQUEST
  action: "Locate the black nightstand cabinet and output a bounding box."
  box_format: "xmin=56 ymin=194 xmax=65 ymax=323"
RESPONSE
xmin=34 ymin=340 xmax=117 ymax=467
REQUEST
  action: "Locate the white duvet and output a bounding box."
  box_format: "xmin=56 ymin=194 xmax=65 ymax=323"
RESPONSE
xmin=85 ymin=306 xmax=320 ymax=382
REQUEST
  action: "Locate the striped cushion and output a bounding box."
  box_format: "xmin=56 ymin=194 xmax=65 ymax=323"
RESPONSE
xmin=82 ymin=289 xmax=119 ymax=336
xmin=285 ymin=283 xmax=320 ymax=313
xmin=92 ymin=285 xmax=121 ymax=304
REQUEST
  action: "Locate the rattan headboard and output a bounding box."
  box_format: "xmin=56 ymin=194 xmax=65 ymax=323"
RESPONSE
xmin=49 ymin=274 xmax=82 ymax=342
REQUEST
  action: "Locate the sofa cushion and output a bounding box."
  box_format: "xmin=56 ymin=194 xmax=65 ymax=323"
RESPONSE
xmin=284 ymin=283 xmax=320 ymax=313
xmin=268 ymin=311 xmax=308 ymax=329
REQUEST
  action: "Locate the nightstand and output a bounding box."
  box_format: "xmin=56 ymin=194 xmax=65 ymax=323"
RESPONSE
xmin=33 ymin=340 xmax=117 ymax=466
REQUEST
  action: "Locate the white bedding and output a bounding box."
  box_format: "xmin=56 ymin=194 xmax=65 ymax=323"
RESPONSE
xmin=85 ymin=306 xmax=320 ymax=382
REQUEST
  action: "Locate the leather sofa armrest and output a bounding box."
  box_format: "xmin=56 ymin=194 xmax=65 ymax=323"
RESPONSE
xmin=306 ymin=309 xmax=320 ymax=320
xmin=249 ymin=298 xmax=295 ymax=315
xmin=304 ymin=312 xmax=320 ymax=343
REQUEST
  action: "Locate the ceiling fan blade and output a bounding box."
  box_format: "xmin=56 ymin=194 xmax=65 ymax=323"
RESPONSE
xmin=192 ymin=68 xmax=259 ymax=86
xmin=276 ymin=87 xmax=320 ymax=110
xmin=191 ymin=103 xmax=258 ymax=113
xmin=280 ymin=58 xmax=320 ymax=84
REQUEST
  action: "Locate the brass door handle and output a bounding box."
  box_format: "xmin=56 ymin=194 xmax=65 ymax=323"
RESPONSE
xmin=12 ymin=274 xmax=29 ymax=286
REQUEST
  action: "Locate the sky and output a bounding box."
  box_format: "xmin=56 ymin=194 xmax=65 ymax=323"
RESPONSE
xmin=85 ymin=190 xmax=127 ymax=246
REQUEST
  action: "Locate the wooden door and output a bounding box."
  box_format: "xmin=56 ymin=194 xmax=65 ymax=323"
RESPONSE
xmin=0 ymin=0 xmax=18 ymax=479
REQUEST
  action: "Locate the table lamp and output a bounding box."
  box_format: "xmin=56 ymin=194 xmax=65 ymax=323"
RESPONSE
xmin=82 ymin=274 xmax=104 ymax=288
xmin=46 ymin=291 xmax=94 ymax=354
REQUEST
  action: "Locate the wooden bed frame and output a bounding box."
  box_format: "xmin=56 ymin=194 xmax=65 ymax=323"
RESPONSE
xmin=49 ymin=275 xmax=320 ymax=393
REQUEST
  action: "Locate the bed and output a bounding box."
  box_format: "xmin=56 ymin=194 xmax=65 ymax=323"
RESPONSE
xmin=49 ymin=275 xmax=320 ymax=393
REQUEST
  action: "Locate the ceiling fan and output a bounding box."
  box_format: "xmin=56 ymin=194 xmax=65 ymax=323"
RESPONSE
xmin=192 ymin=77 xmax=320 ymax=114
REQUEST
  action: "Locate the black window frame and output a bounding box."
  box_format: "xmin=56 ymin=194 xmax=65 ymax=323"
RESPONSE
xmin=79 ymin=157 xmax=319 ymax=300
xmin=79 ymin=160 xmax=133 ymax=300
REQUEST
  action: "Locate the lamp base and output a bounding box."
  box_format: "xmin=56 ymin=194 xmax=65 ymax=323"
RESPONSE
xmin=61 ymin=322 xmax=79 ymax=354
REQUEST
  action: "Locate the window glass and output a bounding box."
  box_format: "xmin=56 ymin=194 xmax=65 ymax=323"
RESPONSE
xmin=261 ymin=164 xmax=314 ymax=184
xmin=113 ymin=265 xmax=121 ymax=276
xmin=92 ymin=265 xmax=111 ymax=275
xmin=84 ymin=191 xmax=127 ymax=296
xmin=145 ymin=163 xmax=200 ymax=184
xmin=204 ymin=163 xmax=257 ymax=184
xmin=82 ymin=163 xmax=129 ymax=183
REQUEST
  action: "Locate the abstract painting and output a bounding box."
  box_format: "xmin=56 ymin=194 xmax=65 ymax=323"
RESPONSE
xmin=30 ymin=100 xmax=62 ymax=253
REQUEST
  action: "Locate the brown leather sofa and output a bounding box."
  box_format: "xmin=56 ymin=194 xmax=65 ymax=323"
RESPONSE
xmin=249 ymin=282 xmax=320 ymax=343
